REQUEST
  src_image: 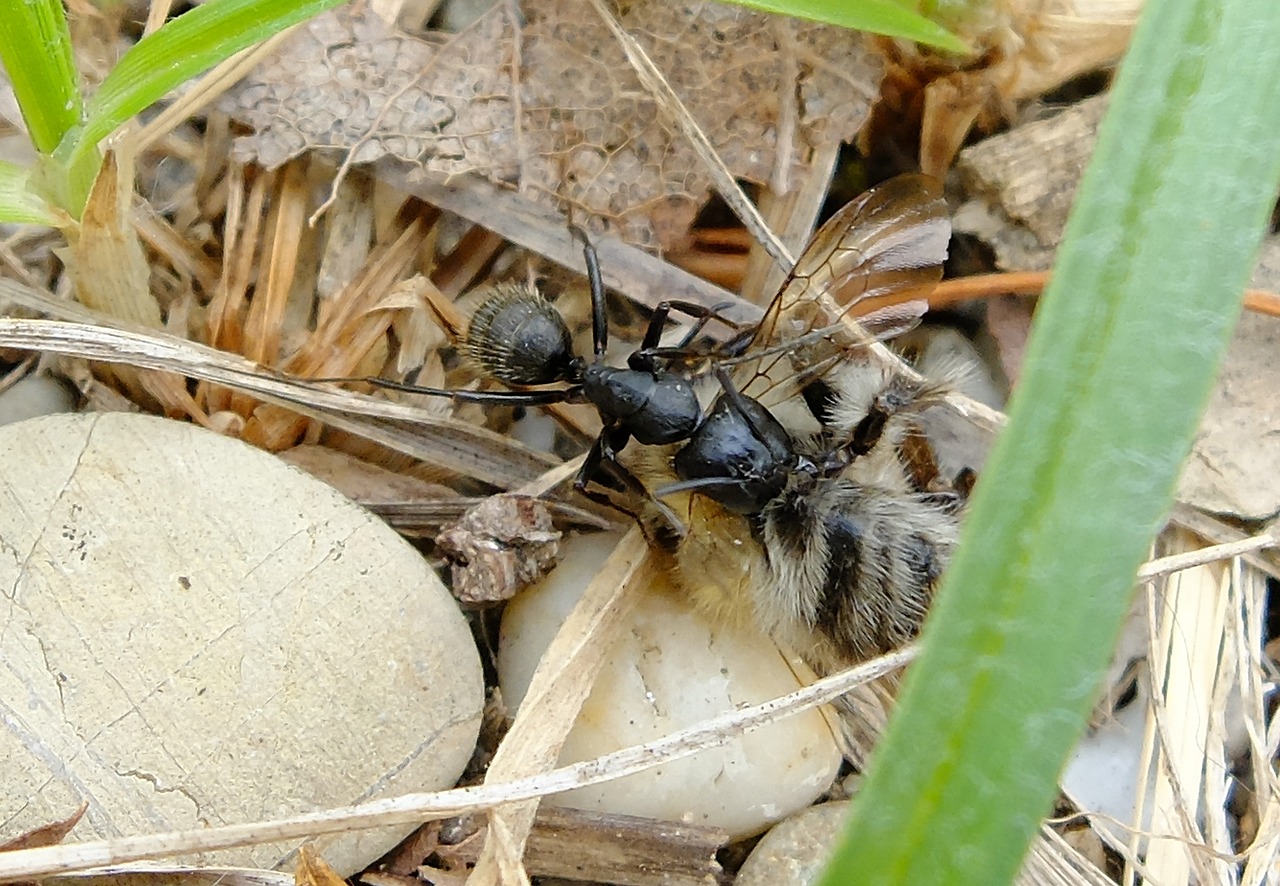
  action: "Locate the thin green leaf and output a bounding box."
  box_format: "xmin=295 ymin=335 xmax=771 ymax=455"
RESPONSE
xmin=727 ymin=0 xmax=969 ymax=52
xmin=0 ymin=160 xmax=61 ymax=226
xmin=0 ymin=0 xmax=82 ymax=154
xmin=820 ymin=0 xmax=1280 ymax=883
xmin=55 ymin=0 xmax=347 ymax=171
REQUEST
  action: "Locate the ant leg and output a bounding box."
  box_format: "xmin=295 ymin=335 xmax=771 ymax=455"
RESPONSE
xmin=710 ymin=365 xmax=786 ymax=449
xmin=330 ymin=375 xmax=583 ymax=406
xmin=570 ymin=225 xmax=608 ymax=360
xmin=575 ymin=429 xmax=687 ymax=538
xmin=640 ymin=300 xmax=747 ymax=351
xmin=632 ymin=302 xmax=751 ymax=371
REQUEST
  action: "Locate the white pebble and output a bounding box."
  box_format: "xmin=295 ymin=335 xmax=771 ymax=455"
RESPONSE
xmin=499 ymin=532 xmax=842 ymax=838
xmin=0 ymin=374 xmax=75 ymax=425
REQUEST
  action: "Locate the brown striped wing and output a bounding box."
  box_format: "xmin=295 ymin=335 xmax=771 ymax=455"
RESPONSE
xmin=735 ymin=174 xmax=951 ymax=406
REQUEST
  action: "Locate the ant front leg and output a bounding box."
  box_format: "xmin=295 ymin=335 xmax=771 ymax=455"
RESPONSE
xmin=345 ymin=375 xmax=582 ymax=407
xmin=711 ymin=365 xmax=784 ymax=447
xmin=575 ymin=427 xmax=687 ymax=538
xmin=570 ymin=225 xmax=609 ymax=361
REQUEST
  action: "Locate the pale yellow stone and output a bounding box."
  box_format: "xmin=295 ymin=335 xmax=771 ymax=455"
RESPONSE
xmin=0 ymin=413 xmax=482 ymax=874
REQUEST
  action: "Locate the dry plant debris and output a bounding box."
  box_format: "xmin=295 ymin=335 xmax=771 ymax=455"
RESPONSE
xmin=955 ymin=93 xmax=1280 ymax=520
xmin=295 ymin=845 xmax=350 ymax=886
xmin=0 ymin=802 xmax=86 ymax=853
xmin=222 ymin=0 xmax=884 ymax=248
xmin=436 ymin=494 xmax=563 ymax=604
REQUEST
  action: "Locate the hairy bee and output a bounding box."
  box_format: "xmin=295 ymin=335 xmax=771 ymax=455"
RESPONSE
xmin=629 ymin=174 xmax=968 ymax=673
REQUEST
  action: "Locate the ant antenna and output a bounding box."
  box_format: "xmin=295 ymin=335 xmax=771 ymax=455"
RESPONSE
xmin=652 ymin=475 xmax=745 ymax=499
xmin=570 ymin=225 xmax=608 ymax=360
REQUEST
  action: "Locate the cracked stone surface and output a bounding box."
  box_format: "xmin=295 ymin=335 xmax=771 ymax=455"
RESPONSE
xmin=0 ymin=412 xmax=483 ymax=873
xmin=498 ymin=532 xmax=842 ymax=838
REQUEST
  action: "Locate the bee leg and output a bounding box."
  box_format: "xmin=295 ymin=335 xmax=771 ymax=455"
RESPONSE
xmin=575 ymin=427 xmax=688 ymax=539
xmin=899 ymin=428 xmax=943 ymax=492
xmin=844 ymin=374 xmax=923 ymax=455
xmin=922 ymin=490 xmax=965 ymax=515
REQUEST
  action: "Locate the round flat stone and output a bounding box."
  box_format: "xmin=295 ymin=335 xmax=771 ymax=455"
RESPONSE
xmin=0 ymin=413 xmax=482 ymax=874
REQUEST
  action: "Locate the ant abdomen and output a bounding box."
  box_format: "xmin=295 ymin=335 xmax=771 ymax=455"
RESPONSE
xmin=463 ymin=283 xmax=577 ymax=385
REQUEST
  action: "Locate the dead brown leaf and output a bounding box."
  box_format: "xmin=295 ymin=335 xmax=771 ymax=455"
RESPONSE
xmin=223 ymin=0 xmax=884 ymax=249
xmin=296 ymin=843 xmax=349 ymax=886
xmin=0 ymin=801 xmax=87 ymax=852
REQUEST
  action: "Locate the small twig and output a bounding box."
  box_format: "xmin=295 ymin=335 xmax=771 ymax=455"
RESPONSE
xmin=1137 ymin=533 xmax=1276 ymax=582
xmin=862 ymin=270 xmax=1280 ymax=320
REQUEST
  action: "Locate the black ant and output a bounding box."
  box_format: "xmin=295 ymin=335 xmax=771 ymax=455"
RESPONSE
xmin=352 ymin=230 xmax=751 ymax=528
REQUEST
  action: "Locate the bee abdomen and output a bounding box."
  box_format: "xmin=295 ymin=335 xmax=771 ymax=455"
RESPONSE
xmin=760 ymin=481 xmax=957 ymax=668
xmin=464 ymin=283 xmax=577 ymax=385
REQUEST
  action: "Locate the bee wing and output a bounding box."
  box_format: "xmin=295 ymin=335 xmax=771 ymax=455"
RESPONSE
xmin=736 ymin=174 xmax=950 ymax=406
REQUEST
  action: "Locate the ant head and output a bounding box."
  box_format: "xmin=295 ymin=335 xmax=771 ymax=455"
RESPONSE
xmin=670 ymin=393 xmax=795 ymax=515
xmin=464 ymin=283 xmax=579 ymax=385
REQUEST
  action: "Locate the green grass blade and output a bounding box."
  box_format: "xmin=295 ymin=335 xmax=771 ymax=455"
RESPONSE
xmin=728 ymin=0 xmax=968 ymax=51
xmin=0 ymin=160 xmax=60 ymax=225
xmin=55 ymin=0 xmax=347 ymax=171
xmin=819 ymin=0 xmax=1280 ymax=882
xmin=0 ymin=0 xmax=82 ymax=154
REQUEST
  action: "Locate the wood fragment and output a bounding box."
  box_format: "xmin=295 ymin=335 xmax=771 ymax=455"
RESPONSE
xmin=444 ymin=807 xmax=728 ymax=886
xmin=437 ymin=495 xmax=563 ymax=604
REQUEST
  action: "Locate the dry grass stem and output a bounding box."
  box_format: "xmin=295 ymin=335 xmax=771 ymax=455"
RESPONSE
xmin=466 ymin=529 xmax=652 ymax=886
xmin=1137 ymin=532 xmax=1277 ymax=582
xmin=0 ymin=312 xmax=557 ymax=485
